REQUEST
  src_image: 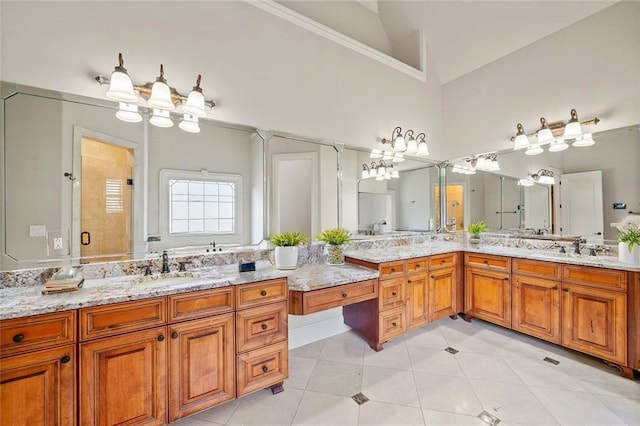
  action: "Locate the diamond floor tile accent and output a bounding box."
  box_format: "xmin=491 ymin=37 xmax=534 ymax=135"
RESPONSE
xmin=351 ymin=392 xmax=369 ymax=405
xmin=477 ymin=410 xmax=501 ymax=426
xmin=445 ymin=346 xmax=459 ymax=354
xmin=543 ymin=356 xmax=560 ymax=365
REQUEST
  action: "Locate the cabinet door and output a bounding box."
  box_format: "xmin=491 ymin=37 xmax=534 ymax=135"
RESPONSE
xmin=562 ymin=284 xmax=627 ymax=365
xmin=512 ymin=275 xmax=561 ymax=344
xmin=465 ymin=267 xmax=511 ymax=327
xmin=429 ymin=267 xmax=457 ymax=322
xmin=80 ymin=327 xmax=167 ymax=426
xmin=406 ymin=273 xmax=428 ymax=329
xmin=169 ymin=313 xmax=235 ymax=422
xmin=0 ymin=345 xmax=75 ymax=426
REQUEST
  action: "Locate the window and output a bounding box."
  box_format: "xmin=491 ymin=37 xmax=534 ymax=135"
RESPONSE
xmin=160 ymin=170 xmax=242 ymax=236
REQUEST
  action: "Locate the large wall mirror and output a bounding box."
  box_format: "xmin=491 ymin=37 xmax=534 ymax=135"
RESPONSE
xmin=1 ymin=83 xmax=264 ymax=270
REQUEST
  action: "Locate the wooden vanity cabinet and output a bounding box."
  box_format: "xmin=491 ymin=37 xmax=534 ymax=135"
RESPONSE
xmin=428 ymin=253 xmax=459 ymax=322
xmin=464 ymin=253 xmax=511 ymax=327
xmin=511 ymin=259 xmax=562 ymax=344
xmin=0 ymin=311 xmax=76 ymax=426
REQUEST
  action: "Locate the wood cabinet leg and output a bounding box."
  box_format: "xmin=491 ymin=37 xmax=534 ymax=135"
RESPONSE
xmin=604 ymin=361 xmax=634 ymax=379
xmin=369 ymin=341 xmax=384 ymax=352
xmin=461 ymin=313 xmax=473 ymax=323
xmin=449 ymin=314 xmax=459 ymax=320
xmin=269 ymin=382 xmax=285 ymax=395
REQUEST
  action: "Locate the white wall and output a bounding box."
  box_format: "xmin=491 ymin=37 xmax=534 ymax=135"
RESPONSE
xmin=443 ymin=2 xmax=640 ymax=160
xmin=0 ymin=1 xmax=443 ymax=158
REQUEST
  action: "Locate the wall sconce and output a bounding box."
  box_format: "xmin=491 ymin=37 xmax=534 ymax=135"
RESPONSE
xmin=361 ymin=160 xmax=399 ymax=180
xmin=382 ymin=128 xmax=430 ymax=156
xmin=452 ymin=153 xmax=499 ymax=175
xmin=511 ymin=109 xmax=599 ymax=155
xmin=95 ymin=53 xmax=216 ymax=133
xmin=531 ymin=168 xmax=555 ymax=185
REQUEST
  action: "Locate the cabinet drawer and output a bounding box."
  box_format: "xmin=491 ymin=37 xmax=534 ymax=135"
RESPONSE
xmin=465 ymin=253 xmax=510 ymax=271
xmin=512 ymin=258 xmax=562 ymax=280
xmin=379 ymin=306 xmax=406 ymax=342
xmin=79 ymin=297 xmax=166 ymax=341
xmin=236 ymin=301 xmax=288 ymax=353
xmin=406 ymin=258 xmax=428 ymax=274
xmin=1 ymin=311 xmax=76 ymax=357
xmin=236 ymin=279 xmax=287 ymax=310
xmin=429 ymin=253 xmax=457 ymax=270
xmin=379 ymin=261 xmax=405 ymax=279
xmin=168 ymin=287 xmax=234 ymax=322
xmin=379 ymin=278 xmax=405 ymax=311
xmin=562 ymin=265 xmax=627 ymax=291
xmin=295 ymin=279 xmax=377 ymax=315
xmin=237 ymin=340 xmax=288 ymax=397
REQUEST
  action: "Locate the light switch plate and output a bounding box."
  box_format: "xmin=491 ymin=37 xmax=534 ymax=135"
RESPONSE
xmin=29 ymin=225 xmax=46 ymax=237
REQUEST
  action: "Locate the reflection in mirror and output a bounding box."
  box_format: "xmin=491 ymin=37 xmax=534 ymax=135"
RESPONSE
xmin=1 ymin=85 xmax=264 ymax=271
xmin=343 ymin=147 xmax=438 ymax=236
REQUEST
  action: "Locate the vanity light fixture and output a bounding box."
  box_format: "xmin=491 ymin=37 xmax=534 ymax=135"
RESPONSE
xmin=475 ymin=154 xmax=500 ymax=172
xmin=95 ymin=53 xmax=216 ymax=134
xmin=518 ymin=178 xmax=535 ymax=186
xmin=361 ymin=160 xmax=399 ymax=180
xmin=531 ymin=168 xmax=555 ymax=185
xmin=381 ymin=128 xmax=430 ymax=156
xmin=452 ymin=159 xmax=476 ymax=175
xmin=511 ymin=109 xmax=599 ymax=155
xmin=381 ymin=127 xmax=406 ymax=152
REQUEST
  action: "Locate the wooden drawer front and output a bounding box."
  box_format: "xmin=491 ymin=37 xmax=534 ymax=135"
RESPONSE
xmin=236 ymin=279 xmax=287 ymax=310
xmin=379 ymin=261 xmax=405 ymax=279
xmin=237 ymin=341 xmax=288 ymax=397
xmin=562 ymin=265 xmax=627 ymax=291
xmin=1 ymin=311 xmax=76 ymax=357
xmin=236 ymin=302 xmax=288 ymax=353
xmin=429 ymin=253 xmax=457 ymax=270
xmin=169 ymin=287 xmax=234 ymax=323
xmin=300 ymin=279 xmax=378 ymax=314
xmin=465 ymin=253 xmax=510 ymax=271
xmin=379 ymin=306 xmax=406 ymax=342
xmin=79 ymin=297 xmax=166 ymax=341
xmin=406 ymin=258 xmax=428 ymax=274
xmin=379 ymin=278 xmax=405 ymax=311
xmin=512 ymin=258 xmax=562 ymax=280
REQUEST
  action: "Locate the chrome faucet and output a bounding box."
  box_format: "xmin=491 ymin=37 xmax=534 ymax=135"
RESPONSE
xmin=161 ymin=250 xmax=170 ymax=274
xmin=573 ymin=238 xmax=586 ymax=255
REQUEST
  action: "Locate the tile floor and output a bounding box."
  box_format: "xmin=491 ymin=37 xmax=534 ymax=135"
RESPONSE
xmin=173 ymin=318 xmax=639 ymax=426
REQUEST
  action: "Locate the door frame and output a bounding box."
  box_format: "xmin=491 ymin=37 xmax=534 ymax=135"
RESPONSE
xmin=72 ymin=126 xmax=145 ymax=260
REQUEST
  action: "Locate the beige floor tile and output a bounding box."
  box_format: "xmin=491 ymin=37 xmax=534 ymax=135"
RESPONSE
xmin=469 ymin=379 xmax=559 ymax=425
xmin=306 ymin=359 xmax=363 ymax=397
xmin=358 ymin=401 xmax=425 ymax=425
xmin=592 ymin=394 xmax=640 ymax=425
xmin=286 ymin=356 xmax=317 ymax=390
xmin=318 ymin=336 xmax=366 ymax=365
xmin=455 ymin=352 xmax=523 ymax=384
xmin=414 ymin=371 xmax=483 ymax=415
xmin=403 ymin=323 xmax=449 ymax=350
xmin=226 ymin=387 xmax=304 ymax=425
xmin=290 ymin=339 xmax=325 ymax=359
xmin=576 ymin=376 xmax=640 ymax=399
xmin=530 ymin=386 xmax=627 ymax=425
xmin=422 ymin=409 xmax=487 ymax=426
xmin=361 ymin=365 xmax=420 ymax=407
xmin=292 ymin=390 xmax=359 ymax=425
xmin=503 ymin=356 xmax=585 ymax=391
xmin=171 ymin=417 xmax=224 ymax=425
xmin=191 ymin=398 xmax=240 ymax=424
xmin=363 ymin=338 xmax=412 ymax=370
xmin=408 ymin=346 xmax=464 ymax=377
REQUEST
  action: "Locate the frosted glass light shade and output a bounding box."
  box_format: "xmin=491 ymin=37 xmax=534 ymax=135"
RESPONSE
xmin=182 ymin=89 xmax=206 ymax=117
xmin=150 ymin=109 xmax=173 ymax=128
xmin=382 ymin=151 xmax=394 ymax=161
xmin=513 ymin=133 xmax=529 ymax=150
xmin=536 ymin=128 xmax=554 ymax=145
xmin=548 ymin=139 xmax=569 ymax=152
xmin=370 ymin=149 xmax=382 ymax=159
xmin=115 ymin=102 xmax=142 ymax=123
xmin=393 ymin=135 xmax=406 ymax=152
xmin=538 ymin=175 xmax=555 ymax=185
xmin=562 ymin=120 xmax=582 ymax=139
xmin=361 ymin=169 xmax=370 ymax=179
xmin=179 ymin=114 xmax=200 ymax=133
xmin=518 ymin=179 xmax=534 ymax=186
xmin=392 ymin=153 xmax=405 ymax=163
xmin=377 ymin=165 xmax=386 ymax=176
xmin=416 ymin=141 xmax=429 ymax=156
xmin=391 ymin=170 xmax=399 ymax=178
xmin=148 ymin=80 xmax=174 ymax=110
xmin=525 ymin=144 xmax=543 ymax=155
xmin=375 ymin=174 xmax=384 ymax=181
xmin=572 ymin=133 xmax=595 ymax=147
xmin=406 ymin=138 xmax=418 ymax=154
xmin=106 ymin=70 xmax=137 ymax=103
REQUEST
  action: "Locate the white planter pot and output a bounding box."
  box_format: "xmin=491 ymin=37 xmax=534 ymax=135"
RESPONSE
xmin=274 ymin=246 xmax=299 ymax=270
xmin=618 ymin=242 xmax=640 ymax=266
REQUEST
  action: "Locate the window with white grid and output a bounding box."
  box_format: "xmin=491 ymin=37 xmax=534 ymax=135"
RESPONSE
xmin=161 ymin=170 xmax=242 ymax=236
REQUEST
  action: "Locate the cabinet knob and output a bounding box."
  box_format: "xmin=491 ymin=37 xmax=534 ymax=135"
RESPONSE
xmin=483 ymin=260 xmax=489 ymax=264
xmin=171 ymin=332 xmax=179 ymax=339
xmin=12 ymin=333 xmax=24 ymax=343
xmin=262 ymin=366 xmax=268 ymax=373
xmin=392 ymin=322 xmax=397 ymax=327
xmin=392 ymin=291 xmax=397 ymax=296
xmin=503 ymin=277 xmax=509 ymax=281
xmin=60 ymin=355 xmax=71 ymax=364
xmin=157 ymin=335 xmax=165 ymax=342
xmin=407 ymin=280 xmax=412 ymax=284
xmin=342 ymin=293 xmax=348 ymax=298
xmin=552 ymin=286 xmax=558 ymax=290
xmin=261 ymin=324 xmax=268 ymax=330
xmin=441 ymin=260 xmax=445 ymax=264
xmin=563 ymin=288 xmax=569 ymax=292
xmin=260 ymin=290 xmax=267 ymax=296
xmin=431 ymin=275 xmax=435 ymax=279
xmin=391 ymin=268 xmax=396 ymax=272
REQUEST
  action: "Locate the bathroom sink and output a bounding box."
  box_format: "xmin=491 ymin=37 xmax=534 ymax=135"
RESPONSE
xmin=132 ymin=272 xmax=200 ymax=287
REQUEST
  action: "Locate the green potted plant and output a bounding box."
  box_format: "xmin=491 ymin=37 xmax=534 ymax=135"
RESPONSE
xmin=467 ymin=221 xmax=487 ymax=244
xmin=317 ymin=228 xmax=351 ymax=265
xmin=269 ymin=232 xmax=307 ymax=270
xmin=618 ymin=225 xmax=640 ymax=266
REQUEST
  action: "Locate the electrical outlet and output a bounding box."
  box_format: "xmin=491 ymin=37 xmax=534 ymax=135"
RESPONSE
xmin=53 ymin=237 xmax=63 ymax=250
xmin=29 ymin=225 xmax=46 ymax=237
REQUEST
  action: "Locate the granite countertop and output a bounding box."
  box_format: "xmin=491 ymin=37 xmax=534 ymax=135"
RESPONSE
xmin=0 ymin=261 xmax=379 ymax=320
xmin=346 ymin=242 xmax=640 ymax=272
